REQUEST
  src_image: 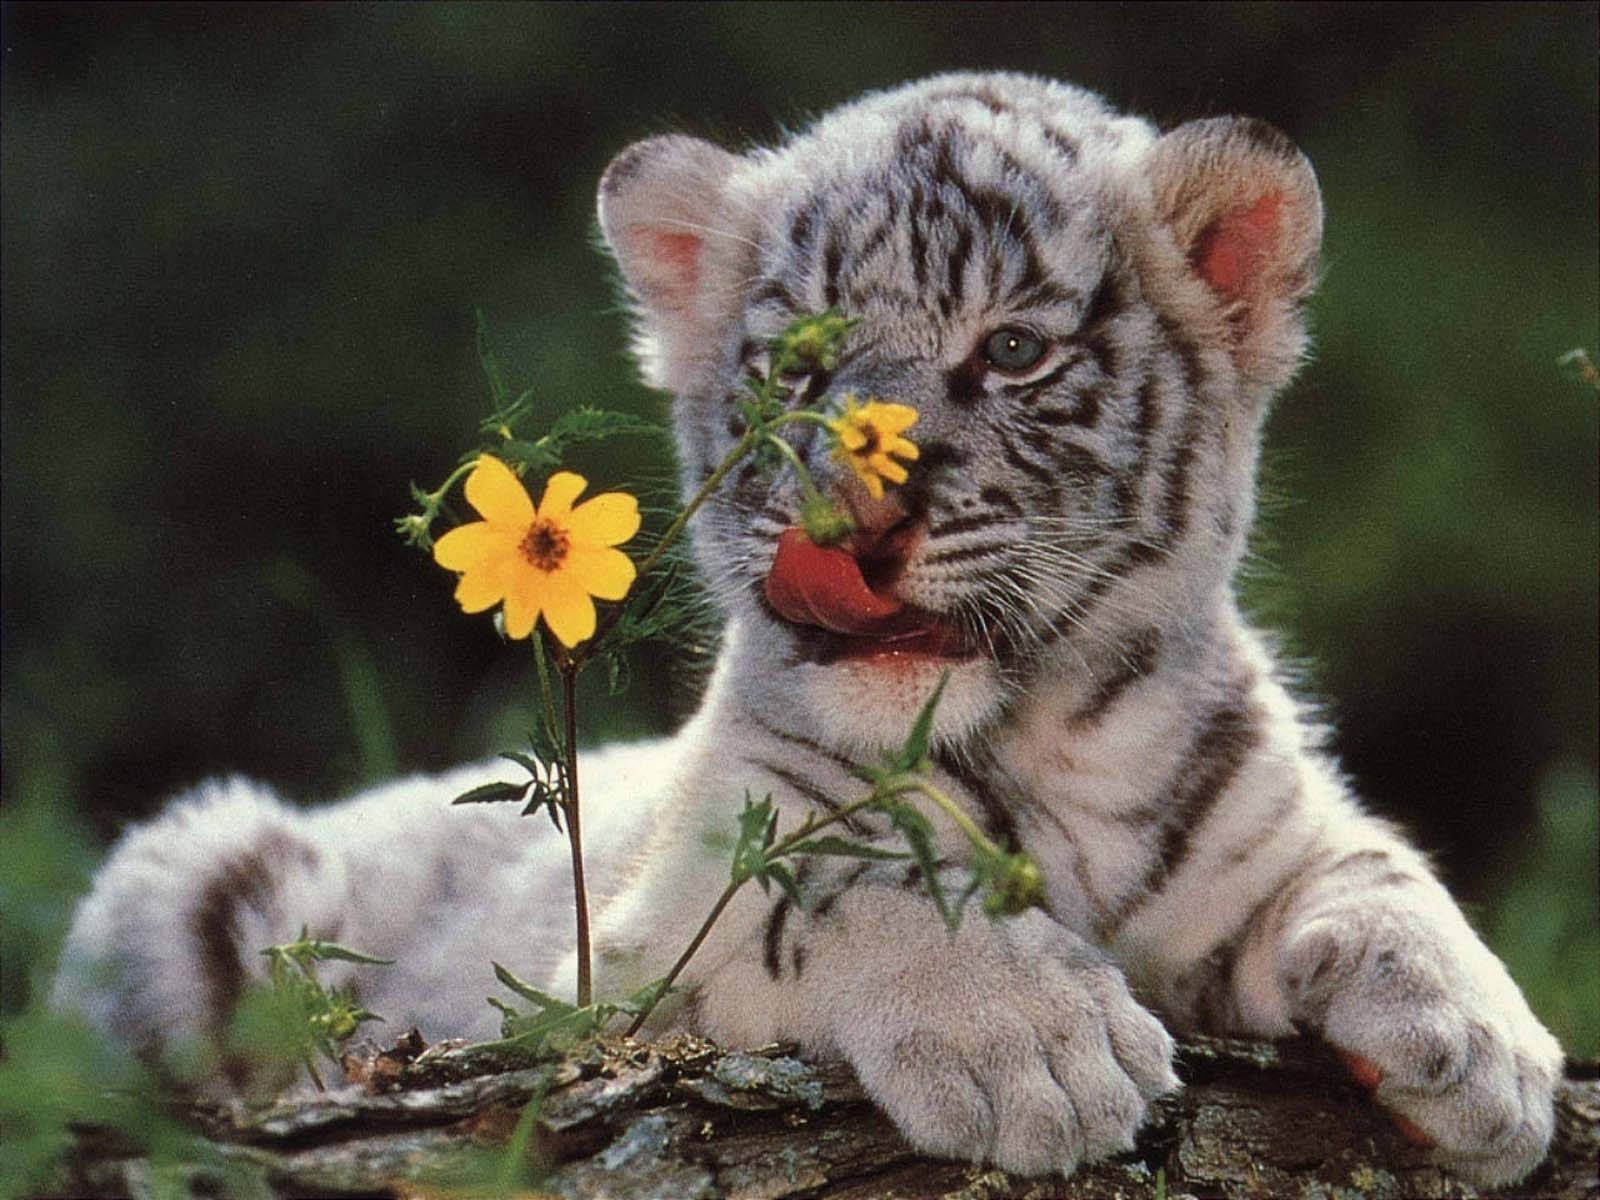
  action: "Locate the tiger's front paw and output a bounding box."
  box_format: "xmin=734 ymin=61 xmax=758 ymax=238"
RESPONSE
xmin=1286 ymin=916 xmax=1563 ymax=1187
xmin=841 ymin=917 xmax=1178 ymax=1176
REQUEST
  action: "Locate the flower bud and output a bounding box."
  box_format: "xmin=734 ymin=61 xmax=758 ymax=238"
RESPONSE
xmin=800 ymin=495 xmax=856 ymax=546
xmin=777 ymin=312 xmax=856 ymax=373
xmin=984 ymin=852 xmax=1046 ymax=917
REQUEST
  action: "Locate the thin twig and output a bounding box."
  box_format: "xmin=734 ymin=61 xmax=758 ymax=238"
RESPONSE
xmin=560 ymin=659 xmax=592 ymax=1008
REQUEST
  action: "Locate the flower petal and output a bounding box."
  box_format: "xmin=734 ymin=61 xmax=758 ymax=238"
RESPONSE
xmin=432 ymin=521 xmax=503 ymax=571
xmin=465 ymin=455 xmax=535 ymax=527
xmin=454 ymin=561 xmax=510 ymax=613
xmin=872 ymin=456 xmax=910 ymax=486
xmin=566 ymin=492 xmax=641 ymax=547
xmin=540 ymin=572 xmax=597 ymax=647
xmin=565 ymin=545 xmax=637 ymax=601
xmin=886 ymin=436 xmax=919 ymax=462
xmin=501 ymin=572 xmax=541 ymax=640
xmin=537 ymin=471 xmax=588 ymax=521
xmin=871 ymin=403 xmax=918 ymax=434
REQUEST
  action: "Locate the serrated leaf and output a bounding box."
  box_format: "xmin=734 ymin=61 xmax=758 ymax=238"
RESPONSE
xmin=304 ymin=940 xmax=395 ymax=966
xmin=522 ymin=784 xmax=564 ymax=829
xmin=499 ymin=750 xmax=545 ymax=776
xmin=492 ymin=962 xmax=575 ymax=1014
xmin=452 ymin=781 xmax=530 ymax=806
xmin=763 ymin=861 xmax=803 ymax=905
xmin=883 ymin=799 xmax=956 ymax=929
xmin=497 ymin=439 xmax=562 ymax=473
xmin=545 ymin=405 xmax=662 ymax=446
xmin=784 ymin=836 xmax=909 ymax=861
xmin=731 ymin=793 xmax=779 ymax=885
xmin=892 ymin=671 xmax=950 ymax=773
xmin=620 ymin=977 xmax=672 ymax=1017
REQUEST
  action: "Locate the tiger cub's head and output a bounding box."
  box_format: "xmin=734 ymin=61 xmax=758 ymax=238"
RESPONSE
xmin=597 ymin=73 xmax=1321 ymax=753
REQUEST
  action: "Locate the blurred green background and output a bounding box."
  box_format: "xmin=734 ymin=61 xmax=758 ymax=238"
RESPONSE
xmin=3 ymin=3 xmax=1595 ymax=1054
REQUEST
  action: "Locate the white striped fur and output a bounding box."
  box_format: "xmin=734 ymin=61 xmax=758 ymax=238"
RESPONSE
xmin=56 ymin=74 xmax=1560 ymax=1186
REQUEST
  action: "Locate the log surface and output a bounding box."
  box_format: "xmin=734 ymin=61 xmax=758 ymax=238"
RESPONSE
xmin=57 ymin=1034 xmax=1600 ymax=1199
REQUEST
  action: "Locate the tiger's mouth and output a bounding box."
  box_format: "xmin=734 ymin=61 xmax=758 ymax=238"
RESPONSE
xmin=763 ymin=527 xmax=978 ymax=664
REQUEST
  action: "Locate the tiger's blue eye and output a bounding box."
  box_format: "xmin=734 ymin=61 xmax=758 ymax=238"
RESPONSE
xmin=984 ymin=328 xmax=1047 ymax=373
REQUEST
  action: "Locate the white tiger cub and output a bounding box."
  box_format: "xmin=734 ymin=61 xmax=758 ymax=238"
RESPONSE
xmin=55 ymin=73 xmax=1562 ymax=1186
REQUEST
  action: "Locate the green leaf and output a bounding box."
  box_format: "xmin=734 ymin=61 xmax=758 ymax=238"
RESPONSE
xmin=452 ymin=781 xmax=530 ymax=806
xmin=544 ymin=405 xmax=662 ymax=445
xmin=764 ymin=861 xmax=803 ymax=905
xmin=492 ymin=962 xmax=575 ymax=1015
xmin=882 ymin=798 xmax=956 ymax=929
xmin=303 ymin=940 xmax=395 ymax=966
xmin=499 ymin=750 xmax=544 ymax=776
xmin=783 ymin=836 xmax=909 ymax=862
xmin=730 ymin=793 xmax=779 ymax=885
xmin=891 ymin=671 xmax=950 ymax=773
xmin=496 ymin=438 xmax=561 ymax=473
xmin=619 ymin=976 xmax=672 ymax=1017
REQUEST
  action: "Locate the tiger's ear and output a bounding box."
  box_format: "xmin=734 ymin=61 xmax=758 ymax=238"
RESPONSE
xmin=1147 ymin=117 xmax=1322 ymax=388
xmin=597 ymin=135 xmax=746 ymax=392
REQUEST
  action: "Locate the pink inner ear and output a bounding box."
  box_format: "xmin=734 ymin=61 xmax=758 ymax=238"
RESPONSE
xmin=644 ymin=230 xmax=702 ymax=300
xmin=1191 ymin=191 xmax=1283 ymax=298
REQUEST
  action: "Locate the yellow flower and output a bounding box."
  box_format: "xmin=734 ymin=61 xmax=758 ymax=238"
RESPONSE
xmin=827 ymin=396 xmax=920 ymax=500
xmin=432 ymin=455 xmax=639 ymax=648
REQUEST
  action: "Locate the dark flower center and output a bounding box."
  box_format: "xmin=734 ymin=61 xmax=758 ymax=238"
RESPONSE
xmin=520 ymin=519 xmax=570 ymax=572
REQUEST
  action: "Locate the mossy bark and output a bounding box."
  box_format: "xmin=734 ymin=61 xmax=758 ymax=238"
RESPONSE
xmin=57 ymin=1034 xmax=1600 ymax=1199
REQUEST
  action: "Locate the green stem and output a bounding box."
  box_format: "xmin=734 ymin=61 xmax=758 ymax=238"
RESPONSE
xmin=530 ymin=631 xmax=562 ymax=758
xmin=424 ymin=459 xmax=477 ymax=515
xmin=571 ymin=427 xmax=761 ymax=665
xmin=761 ymin=430 xmax=825 ymax=507
xmin=568 ymin=369 xmax=845 ymax=666
xmin=622 ymin=791 xmax=883 ymax=1037
xmin=910 ymin=780 xmax=1005 ymax=861
xmin=559 ymin=658 xmax=592 ymax=1008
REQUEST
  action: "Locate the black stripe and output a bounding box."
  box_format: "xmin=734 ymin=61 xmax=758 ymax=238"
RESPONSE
xmin=908 ymin=186 xmax=929 ymax=292
xmin=789 ymin=204 xmax=815 ymax=250
xmin=191 ymin=832 xmax=316 ymax=1042
xmin=941 ymin=86 xmax=1012 ymax=116
xmin=749 ymin=719 xmax=862 ymax=777
xmin=749 ymin=278 xmax=798 ymax=311
xmin=978 ymin=485 xmax=1022 ymax=516
xmin=1008 ymin=278 xmax=1076 ymax=309
xmin=913 ymin=438 xmax=971 ymax=474
xmin=945 ymin=224 xmax=973 ymax=315
xmin=747 ymin=751 xmax=879 ymax=838
xmin=1109 ymin=675 xmax=1262 ymax=932
xmin=922 ymin=541 xmax=1000 ymax=567
xmin=995 ymin=427 xmax=1061 ymax=489
xmin=928 ymin=512 xmax=1005 ymax=539
xmin=1040 ymin=126 xmax=1079 ymax=162
xmin=1070 ymin=628 xmax=1163 ymax=726
xmin=763 ymin=896 xmax=792 ymax=979
xmin=1020 ymin=428 xmax=1114 ymax=483
xmin=852 ymin=219 xmax=895 ymax=272
xmin=811 ymin=861 xmax=873 ymax=918
xmin=822 ymin=230 xmax=843 ymax=309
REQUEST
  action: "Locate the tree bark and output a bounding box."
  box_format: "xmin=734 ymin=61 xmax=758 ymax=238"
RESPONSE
xmin=60 ymin=1033 xmax=1599 ymax=1199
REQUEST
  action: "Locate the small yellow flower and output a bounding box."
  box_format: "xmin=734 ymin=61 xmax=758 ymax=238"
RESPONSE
xmin=432 ymin=455 xmax=639 ymax=648
xmin=827 ymin=396 xmax=920 ymax=500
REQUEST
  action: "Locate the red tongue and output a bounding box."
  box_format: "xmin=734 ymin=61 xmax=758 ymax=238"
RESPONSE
xmin=765 ymin=528 xmax=907 ymax=636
